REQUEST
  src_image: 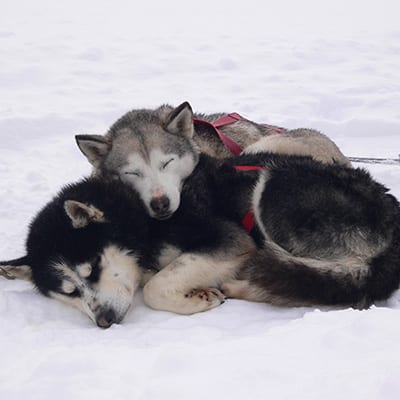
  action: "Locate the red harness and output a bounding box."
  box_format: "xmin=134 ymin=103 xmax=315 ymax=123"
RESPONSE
xmin=193 ymin=113 xmax=277 ymax=232
xmin=193 ymin=112 xmax=285 ymax=156
xmin=193 ymin=113 xmax=243 ymax=155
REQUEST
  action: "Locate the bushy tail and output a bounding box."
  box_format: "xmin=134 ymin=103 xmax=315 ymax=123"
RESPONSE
xmin=237 ymin=247 xmax=370 ymax=308
xmin=0 ymin=256 xmax=32 ymax=280
xmin=0 ymin=256 xmax=30 ymax=267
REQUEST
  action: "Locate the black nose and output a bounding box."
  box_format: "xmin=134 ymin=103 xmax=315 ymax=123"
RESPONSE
xmin=150 ymin=195 xmax=170 ymax=215
xmin=96 ymin=309 xmax=117 ymax=329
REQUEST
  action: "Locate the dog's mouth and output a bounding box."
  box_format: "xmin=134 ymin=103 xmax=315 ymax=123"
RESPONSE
xmin=154 ymin=212 xmax=173 ymax=220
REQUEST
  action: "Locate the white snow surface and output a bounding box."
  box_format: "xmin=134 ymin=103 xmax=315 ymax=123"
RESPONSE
xmin=1 ymin=1 xmax=400 ymax=399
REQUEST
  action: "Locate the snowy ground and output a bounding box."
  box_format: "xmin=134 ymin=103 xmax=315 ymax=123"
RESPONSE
xmin=1 ymin=1 xmax=400 ymax=399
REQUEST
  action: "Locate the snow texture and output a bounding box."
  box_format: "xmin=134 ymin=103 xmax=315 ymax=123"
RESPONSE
xmin=1 ymin=1 xmax=400 ymax=399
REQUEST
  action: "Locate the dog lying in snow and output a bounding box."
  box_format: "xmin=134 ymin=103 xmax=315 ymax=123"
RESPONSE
xmin=1 ymin=152 xmax=399 ymax=327
xmin=75 ymin=102 xmax=350 ymax=220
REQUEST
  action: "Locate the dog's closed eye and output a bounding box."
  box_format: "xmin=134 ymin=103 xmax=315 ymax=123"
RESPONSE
xmin=124 ymin=170 xmax=142 ymax=177
xmin=161 ymin=158 xmax=175 ymax=170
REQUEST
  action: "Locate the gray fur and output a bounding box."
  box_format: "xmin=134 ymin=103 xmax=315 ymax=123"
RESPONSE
xmin=76 ymin=101 xmax=350 ymax=219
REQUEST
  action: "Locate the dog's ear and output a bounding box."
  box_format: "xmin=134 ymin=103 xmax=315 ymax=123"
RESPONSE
xmin=75 ymin=135 xmax=111 ymax=168
xmin=165 ymin=101 xmax=194 ymax=138
xmin=64 ymin=200 xmax=107 ymax=229
xmin=0 ymin=264 xmax=32 ymax=281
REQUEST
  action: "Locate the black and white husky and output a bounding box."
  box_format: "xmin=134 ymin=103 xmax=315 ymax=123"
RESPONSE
xmin=75 ymin=102 xmax=350 ymax=219
xmin=0 ymin=174 xmax=254 ymax=327
xmin=1 ymin=153 xmax=399 ymax=327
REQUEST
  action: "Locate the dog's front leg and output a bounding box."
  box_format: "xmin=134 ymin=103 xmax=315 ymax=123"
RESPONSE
xmin=142 ymin=252 xmax=246 ymax=314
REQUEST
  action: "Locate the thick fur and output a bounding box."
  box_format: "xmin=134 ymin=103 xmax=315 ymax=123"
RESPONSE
xmin=75 ymin=102 xmax=350 ymax=220
xmin=203 ymin=153 xmax=400 ymax=307
xmin=158 ymin=103 xmax=350 ymax=164
xmin=0 ymin=175 xmax=254 ymax=326
xmin=2 ymin=153 xmax=399 ymax=326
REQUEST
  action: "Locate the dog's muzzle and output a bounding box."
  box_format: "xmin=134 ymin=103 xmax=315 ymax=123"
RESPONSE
xmin=150 ymin=195 xmax=171 ymax=219
xmin=96 ymin=309 xmax=118 ymax=329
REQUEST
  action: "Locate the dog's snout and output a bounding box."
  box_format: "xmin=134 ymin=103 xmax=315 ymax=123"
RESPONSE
xmin=150 ymin=195 xmax=170 ymax=215
xmin=96 ymin=309 xmax=117 ymax=329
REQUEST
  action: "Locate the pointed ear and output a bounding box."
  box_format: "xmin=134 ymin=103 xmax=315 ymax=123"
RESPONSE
xmin=0 ymin=264 xmax=32 ymax=281
xmin=75 ymin=135 xmax=111 ymax=168
xmin=165 ymin=101 xmax=194 ymax=138
xmin=64 ymin=200 xmax=106 ymax=229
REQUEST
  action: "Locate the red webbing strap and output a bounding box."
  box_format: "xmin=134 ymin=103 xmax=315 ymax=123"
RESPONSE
xmin=212 ymin=112 xmax=244 ymax=128
xmin=193 ymin=118 xmax=242 ymax=156
xmin=193 ymin=112 xmax=285 ymax=156
xmin=234 ymin=165 xmax=266 ymax=171
xmin=234 ymin=165 xmax=267 ymax=233
xmin=215 ymin=112 xmax=286 ymax=135
xmin=242 ymin=209 xmax=256 ymax=233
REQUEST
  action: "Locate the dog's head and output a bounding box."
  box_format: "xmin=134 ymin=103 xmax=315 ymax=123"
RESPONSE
xmin=1 ymin=193 xmax=147 ymax=328
xmin=75 ymin=102 xmax=199 ymax=220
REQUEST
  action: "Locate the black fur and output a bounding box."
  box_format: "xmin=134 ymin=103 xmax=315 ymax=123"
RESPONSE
xmin=1 ymin=172 xmax=246 ymax=297
xmin=213 ymin=153 xmax=400 ymax=306
xmin=16 ymin=179 xmax=151 ymax=295
xmin=2 ymin=152 xmax=400 ymax=308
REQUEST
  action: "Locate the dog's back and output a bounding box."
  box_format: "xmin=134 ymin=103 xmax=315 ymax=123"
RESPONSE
xmin=219 ymin=154 xmax=400 ymax=307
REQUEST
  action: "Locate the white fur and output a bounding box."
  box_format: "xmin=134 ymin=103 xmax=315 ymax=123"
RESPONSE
xmin=50 ymin=245 xmax=143 ymax=324
xmin=242 ymin=133 xmax=351 ymax=166
xmin=61 ymin=280 xmax=76 ymax=294
xmin=143 ymin=251 xmax=251 ymax=314
xmin=121 ymin=149 xmax=197 ymax=218
xmin=76 ymin=263 xmax=92 ymax=278
xmin=251 ymin=171 xmax=270 ymax=240
xmin=157 ymin=245 xmax=182 ymax=268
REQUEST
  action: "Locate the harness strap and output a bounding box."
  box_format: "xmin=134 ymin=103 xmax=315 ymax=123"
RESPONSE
xmin=241 ymin=209 xmax=256 ymax=233
xmin=212 ymin=112 xmax=244 ymax=128
xmin=193 ymin=112 xmax=285 ymax=156
xmin=193 ymin=116 xmax=243 ymax=155
xmin=234 ymin=165 xmax=267 ymax=233
xmin=234 ymin=165 xmax=266 ymax=171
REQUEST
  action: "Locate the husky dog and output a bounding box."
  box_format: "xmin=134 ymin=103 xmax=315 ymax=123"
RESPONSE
xmin=0 ymin=176 xmax=254 ymax=327
xmin=75 ymin=102 xmax=350 ymax=219
xmin=144 ymin=154 xmax=400 ymax=309
xmin=212 ymin=153 xmax=400 ymax=307
xmin=2 ymin=153 xmax=399 ymax=326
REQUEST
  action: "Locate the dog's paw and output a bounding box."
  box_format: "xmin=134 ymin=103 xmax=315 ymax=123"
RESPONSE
xmin=185 ymin=288 xmax=226 ymax=308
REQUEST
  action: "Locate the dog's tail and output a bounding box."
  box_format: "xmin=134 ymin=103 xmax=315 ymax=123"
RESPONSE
xmin=0 ymin=256 xmax=32 ymax=280
xmin=228 ymin=242 xmax=399 ymax=308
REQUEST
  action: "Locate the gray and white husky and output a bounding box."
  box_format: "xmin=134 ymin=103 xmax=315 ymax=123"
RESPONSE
xmin=2 ymin=153 xmax=399 ymax=327
xmin=76 ymin=102 xmax=350 ymax=219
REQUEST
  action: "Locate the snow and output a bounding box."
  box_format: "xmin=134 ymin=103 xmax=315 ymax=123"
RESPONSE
xmin=1 ymin=0 xmax=400 ymax=399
